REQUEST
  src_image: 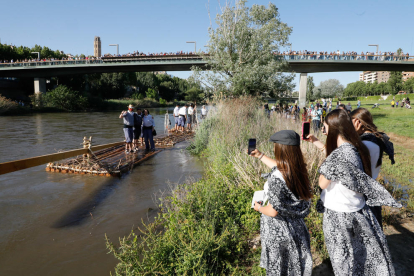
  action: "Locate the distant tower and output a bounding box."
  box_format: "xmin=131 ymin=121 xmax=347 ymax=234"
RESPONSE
xmin=94 ymin=36 xmax=101 ymax=57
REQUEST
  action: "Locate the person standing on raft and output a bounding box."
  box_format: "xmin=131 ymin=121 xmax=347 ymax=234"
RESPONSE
xmin=119 ymin=104 xmax=135 ymax=154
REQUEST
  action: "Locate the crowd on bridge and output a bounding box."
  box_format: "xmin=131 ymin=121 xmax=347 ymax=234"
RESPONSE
xmin=102 ymin=50 xmax=200 ymax=58
xmin=276 ymin=50 xmax=412 ymax=61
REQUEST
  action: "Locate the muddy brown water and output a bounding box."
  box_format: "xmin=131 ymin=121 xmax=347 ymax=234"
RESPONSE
xmin=0 ymin=109 xmax=204 ymax=275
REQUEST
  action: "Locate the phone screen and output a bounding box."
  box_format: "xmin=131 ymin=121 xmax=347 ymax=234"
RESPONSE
xmin=248 ymin=139 xmax=256 ymax=155
xmin=302 ymin=122 xmax=310 ymax=139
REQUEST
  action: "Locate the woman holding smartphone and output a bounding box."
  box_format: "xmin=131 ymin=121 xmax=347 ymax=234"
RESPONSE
xmin=306 ymin=109 xmax=400 ymax=275
xmin=249 ymin=130 xmax=313 ymax=275
xmin=350 ymin=108 xmax=395 ymax=229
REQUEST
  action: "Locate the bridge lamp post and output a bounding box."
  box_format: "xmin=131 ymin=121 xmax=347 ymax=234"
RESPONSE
xmin=109 ymin=44 xmax=119 ymax=56
xmin=31 ymin=52 xmax=40 ymax=60
xmin=368 ymin=44 xmax=379 ymax=60
xmin=186 ymin=41 xmax=196 ymax=53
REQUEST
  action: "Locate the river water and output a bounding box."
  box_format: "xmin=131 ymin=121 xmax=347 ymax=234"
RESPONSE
xmin=0 ymin=108 xmax=204 ymax=275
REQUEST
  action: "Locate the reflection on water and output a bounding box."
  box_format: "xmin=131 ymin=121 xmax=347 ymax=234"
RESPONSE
xmin=0 ymin=109 xmax=204 ymax=276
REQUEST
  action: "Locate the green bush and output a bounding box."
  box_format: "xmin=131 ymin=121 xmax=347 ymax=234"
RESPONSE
xmin=42 ymin=85 xmax=88 ymax=111
xmin=159 ymin=98 xmax=167 ymax=105
xmin=146 ymin=88 xmax=158 ymax=100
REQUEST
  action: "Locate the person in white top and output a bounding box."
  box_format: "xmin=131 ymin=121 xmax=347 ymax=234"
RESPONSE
xmin=187 ymin=103 xmax=194 ymax=130
xmin=305 ymin=109 xmax=398 ymax=275
xmin=173 ymin=104 xmax=180 ymax=131
xmin=201 ymin=105 xmax=207 ymax=119
xmin=178 ymin=104 xmax=187 ymax=132
xmin=350 ymin=108 xmax=395 ymax=229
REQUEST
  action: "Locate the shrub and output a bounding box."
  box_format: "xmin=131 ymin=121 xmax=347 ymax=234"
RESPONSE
xmin=0 ymin=94 xmax=19 ymax=114
xmin=145 ymin=88 xmax=158 ymax=100
xmin=43 ymin=85 xmax=88 ymax=111
xmin=159 ymin=98 xmax=167 ymax=105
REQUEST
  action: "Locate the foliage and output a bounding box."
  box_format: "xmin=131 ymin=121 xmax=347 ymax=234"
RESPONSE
xmin=42 ymin=85 xmax=87 ymax=111
xmin=107 ymin=98 xmax=329 ymax=274
xmin=313 ymin=79 xmax=344 ymax=98
xmin=306 ymin=76 xmax=315 ymax=102
xmin=145 ymin=88 xmax=158 ymax=99
xmin=131 ymin=92 xmax=145 ymax=100
xmin=0 ymin=43 xmax=66 ymax=61
xmin=191 ymin=0 xmax=294 ymax=97
xmin=184 ymin=87 xmax=204 ymax=103
xmin=388 ymin=71 xmax=403 ymax=95
xmin=0 ymin=94 xmax=19 ymax=114
xmin=158 ymin=98 xmax=167 ymax=105
xmin=343 ymin=73 xmax=413 ymax=98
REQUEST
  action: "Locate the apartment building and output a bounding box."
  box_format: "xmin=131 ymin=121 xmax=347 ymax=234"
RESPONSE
xmin=359 ymin=71 xmax=390 ymax=83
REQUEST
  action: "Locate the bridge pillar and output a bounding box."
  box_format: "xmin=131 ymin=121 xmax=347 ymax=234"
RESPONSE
xmin=34 ymin=78 xmax=46 ymax=94
xmin=299 ymin=73 xmax=307 ymax=108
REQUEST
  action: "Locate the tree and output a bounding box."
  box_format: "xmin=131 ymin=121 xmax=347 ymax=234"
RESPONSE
xmin=388 ymin=71 xmax=403 ymax=95
xmin=43 ymin=85 xmax=87 ymax=111
xmin=191 ymin=0 xmax=294 ymax=97
xmin=306 ymin=76 xmax=315 ymax=102
xmin=184 ymin=87 xmax=204 ymax=103
xmin=403 ymin=77 xmax=414 ymax=93
xmin=313 ymin=79 xmax=344 ymax=98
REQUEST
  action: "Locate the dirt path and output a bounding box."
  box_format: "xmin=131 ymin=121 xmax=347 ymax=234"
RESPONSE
xmin=388 ymin=132 xmax=414 ymax=151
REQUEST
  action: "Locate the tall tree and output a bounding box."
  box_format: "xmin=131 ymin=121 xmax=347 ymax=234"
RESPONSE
xmin=313 ymin=79 xmax=344 ymax=98
xmin=306 ymin=76 xmax=315 ymax=102
xmin=388 ymin=71 xmax=403 ymax=95
xmin=191 ymin=0 xmax=294 ymax=97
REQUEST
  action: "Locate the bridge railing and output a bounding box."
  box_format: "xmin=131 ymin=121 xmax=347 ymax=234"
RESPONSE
xmin=1 ymin=53 xmax=414 ymax=68
xmin=278 ymin=53 xmax=414 ymax=62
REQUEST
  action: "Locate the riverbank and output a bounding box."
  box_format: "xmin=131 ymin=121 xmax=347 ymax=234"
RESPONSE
xmin=0 ymin=96 xmax=188 ymax=115
xmin=107 ymin=97 xmax=413 ymax=275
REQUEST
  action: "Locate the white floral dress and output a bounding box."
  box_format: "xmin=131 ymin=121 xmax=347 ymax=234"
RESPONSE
xmin=260 ymin=167 xmax=312 ymax=276
xmin=318 ymin=143 xmax=401 ymax=276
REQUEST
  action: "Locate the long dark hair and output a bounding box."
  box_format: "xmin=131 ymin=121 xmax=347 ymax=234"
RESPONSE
xmin=273 ymin=143 xmax=312 ymax=201
xmin=325 ymin=109 xmax=372 ymax=177
xmin=350 ymin=108 xmax=383 ymax=167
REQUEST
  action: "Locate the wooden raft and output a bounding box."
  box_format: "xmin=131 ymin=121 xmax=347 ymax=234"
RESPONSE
xmin=45 ymin=132 xmax=194 ymax=177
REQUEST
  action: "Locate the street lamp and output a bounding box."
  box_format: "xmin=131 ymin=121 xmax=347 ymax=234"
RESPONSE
xmin=31 ymin=52 xmax=40 ymax=59
xmin=109 ymin=44 xmax=119 ymax=56
xmin=368 ymin=44 xmax=379 ymax=54
xmin=186 ymin=41 xmax=196 ymax=53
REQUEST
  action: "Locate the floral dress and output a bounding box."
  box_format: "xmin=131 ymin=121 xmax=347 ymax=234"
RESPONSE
xmin=260 ymin=167 xmax=312 ymax=276
xmin=318 ymin=143 xmax=401 ymax=276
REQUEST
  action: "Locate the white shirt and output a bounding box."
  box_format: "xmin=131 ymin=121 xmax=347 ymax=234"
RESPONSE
xmin=173 ymin=107 xmax=179 ymax=116
xmin=142 ymin=115 xmax=155 ymax=127
xmin=179 ymin=106 xmax=187 ymax=116
xmin=201 ymin=108 xmax=207 ymax=115
xmin=321 ymin=180 xmax=365 ymax=212
xmin=188 ymin=107 xmax=194 ymax=115
xmin=363 ymin=140 xmax=381 ymax=180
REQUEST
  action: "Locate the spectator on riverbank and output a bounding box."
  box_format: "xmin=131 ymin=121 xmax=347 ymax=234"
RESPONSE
xmin=311 ymin=105 xmax=322 ymax=133
xmin=305 ymin=109 xmax=399 ymax=275
xmin=142 ymin=109 xmax=155 ymax=152
xmin=357 ymin=99 xmax=361 ymax=108
xmin=201 ymin=105 xmax=207 ymax=119
xmin=119 ymin=104 xmax=135 ymax=153
xmin=391 ymin=99 xmax=395 ymax=108
xmin=249 ymin=130 xmax=313 ymax=275
xmin=346 ymin=102 xmax=352 ymax=112
xmin=350 ymin=108 xmax=395 ymax=229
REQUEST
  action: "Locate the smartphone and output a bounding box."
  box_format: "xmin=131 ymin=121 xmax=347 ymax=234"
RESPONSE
xmin=302 ymin=122 xmax=310 ymax=140
xmin=248 ymin=139 xmax=256 ymax=155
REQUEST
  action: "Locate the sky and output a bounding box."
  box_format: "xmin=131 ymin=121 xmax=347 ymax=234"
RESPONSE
xmin=1 ymin=0 xmax=413 ymax=90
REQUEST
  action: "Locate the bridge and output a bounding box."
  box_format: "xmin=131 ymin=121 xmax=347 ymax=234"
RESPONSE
xmin=1 ymin=54 xmax=414 ymax=107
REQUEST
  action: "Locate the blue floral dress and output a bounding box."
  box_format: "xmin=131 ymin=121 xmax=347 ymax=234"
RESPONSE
xmin=260 ymin=167 xmax=312 ymax=276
